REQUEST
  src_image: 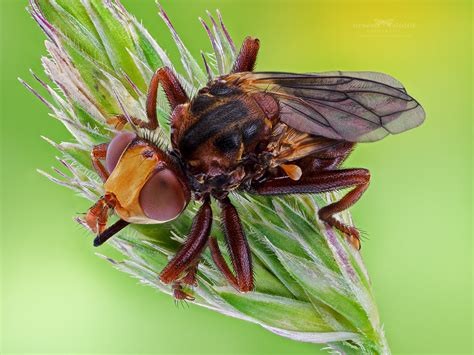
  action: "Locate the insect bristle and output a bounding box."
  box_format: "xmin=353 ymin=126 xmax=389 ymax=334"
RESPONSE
xmin=137 ymin=127 xmax=169 ymax=150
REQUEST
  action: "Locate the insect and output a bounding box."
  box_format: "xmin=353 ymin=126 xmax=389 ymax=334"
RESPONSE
xmin=82 ymin=36 xmax=425 ymax=300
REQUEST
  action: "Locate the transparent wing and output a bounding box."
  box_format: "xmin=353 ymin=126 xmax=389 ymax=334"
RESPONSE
xmin=230 ymin=71 xmax=425 ymax=142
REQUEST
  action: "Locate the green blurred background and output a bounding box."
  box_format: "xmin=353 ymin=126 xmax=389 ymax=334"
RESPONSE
xmin=1 ymin=0 xmax=472 ymax=354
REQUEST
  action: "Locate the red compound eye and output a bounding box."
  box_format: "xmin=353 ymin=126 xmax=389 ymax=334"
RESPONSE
xmin=106 ymin=132 xmax=136 ymax=173
xmin=139 ymin=169 xmax=188 ymax=222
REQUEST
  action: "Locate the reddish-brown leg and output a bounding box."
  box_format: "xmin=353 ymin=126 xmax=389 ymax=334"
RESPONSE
xmin=172 ymin=283 xmax=195 ymax=301
xmin=171 ymin=260 xmax=200 ymax=301
xmin=232 ymin=36 xmax=260 ymax=73
xmin=148 ymin=67 xmax=188 ymax=123
xmin=213 ymin=197 xmax=253 ymax=292
xmin=91 ymin=143 xmax=109 ymax=183
xmin=209 ymin=237 xmax=239 ymax=289
xmin=251 ymin=169 xmax=371 ymax=249
xmin=159 ymin=198 xmax=212 ymax=284
xmin=106 ymin=68 xmax=188 ymax=132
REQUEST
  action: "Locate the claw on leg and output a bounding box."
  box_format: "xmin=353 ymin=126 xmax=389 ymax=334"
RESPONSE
xmin=170 ymin=262 xmax=199 ymax=302
xmin=321 ymin=216 xmax=361 ymax=250
xmin=172 ymin=283 xmax=195 ymax=302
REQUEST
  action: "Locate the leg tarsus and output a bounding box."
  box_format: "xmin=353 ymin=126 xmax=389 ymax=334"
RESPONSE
xmin=171 ymin=261 xmax=199 ymax=302
xmin=321 ymin=216 xmax=361 ymax=250
xmin=318 ymin=171 xmax=370 ymax=249
xmin=172 ymin=283 xmax=195 ymax=301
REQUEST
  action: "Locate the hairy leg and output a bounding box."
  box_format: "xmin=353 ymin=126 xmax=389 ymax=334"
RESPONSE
xmin=106 ymin=67 xmax=188 ymax=132
xmin=172 ymin=283 xmax=195 ymax=301
xmin=148 ymin=67 xmax=188 ymax=121
xmin=159 ymin=198 xmax=212 ymax=284
xmin=209 ymin=237 xmax=239 ymax=289
xmin=171 ymin=260 xmax=200 ymax=301
xmin=251 ymin=169 xmax=371 ymax=249
xmin=232 ymin=36 xmax=260 ymax=73
xmin=210 ymin=197 xmax=253 ymax=292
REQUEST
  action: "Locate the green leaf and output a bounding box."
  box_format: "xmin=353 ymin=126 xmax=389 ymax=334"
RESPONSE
xmin=270 ymin=244 xmax=371 ymax=335
xmin=218 ymin=288 xmax=333 ymax=332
